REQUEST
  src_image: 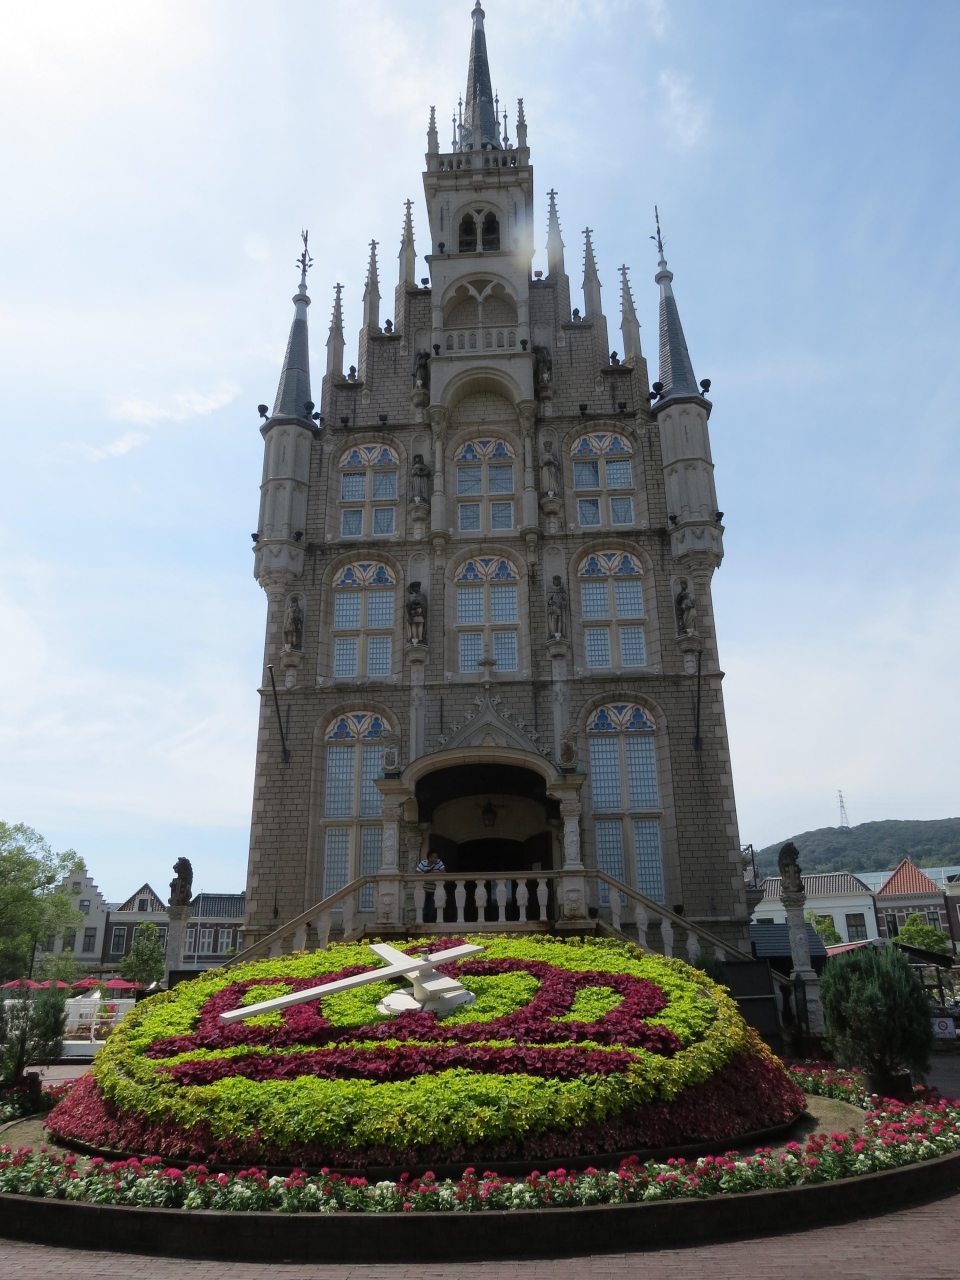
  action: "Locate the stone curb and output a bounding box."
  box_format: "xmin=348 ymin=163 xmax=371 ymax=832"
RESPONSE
xmin=2 ymin=1149 xmax=960 ymax=1261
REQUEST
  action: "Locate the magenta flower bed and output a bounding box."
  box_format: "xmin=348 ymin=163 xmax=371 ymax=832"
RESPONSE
xmin=4 ymin=1073 xmax=960 ymax=1213
xmin=44 ymin=1052 xmax=803 ymax=1167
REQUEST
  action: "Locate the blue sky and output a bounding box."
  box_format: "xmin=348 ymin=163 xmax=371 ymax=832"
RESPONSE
xmin=1 ymin=0 xmax=957 ymax=900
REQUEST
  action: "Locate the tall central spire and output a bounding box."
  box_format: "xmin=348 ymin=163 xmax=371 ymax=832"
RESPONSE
xmin=273 ymin=232 xmax=312 ymax=419
xmin=653 ymin=208 xmax=699 ymax=400
xmin=462 ymin=2 xmax=500 ymax=151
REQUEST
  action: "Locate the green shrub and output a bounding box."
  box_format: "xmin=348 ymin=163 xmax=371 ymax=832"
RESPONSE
xmin=821 ymin=944 xmax=933 ymax=1090
xmin=895 ymin=914 xmax=952 ymax=956
xmin=0 ymin=988 xmax=67 ymax=1085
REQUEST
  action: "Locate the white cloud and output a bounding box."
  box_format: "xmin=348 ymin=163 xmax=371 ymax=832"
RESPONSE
xmin=657 ymin=68 xmax=709 ymax=150
xmin=109 ymin=384 xmax=240 ymax=425
xmin=77 ymin=431 xmax=148 ymax=462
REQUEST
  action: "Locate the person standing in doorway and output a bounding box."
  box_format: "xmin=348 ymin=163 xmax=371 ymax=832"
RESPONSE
xmin=415 ymin=848 xmax=446 ymax=923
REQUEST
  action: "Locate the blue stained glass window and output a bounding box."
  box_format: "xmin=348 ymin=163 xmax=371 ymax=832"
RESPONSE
xmin=633 ymin=821 xmax=664 ymax=902
xmin=589 ymin=737 xmax=622 ymax=808
xmin=492 ymin=630 xmax=518 ymax=670
xmin=334 ymin=592 xmax=361 ymax=629
xmin=323 ymin=828 xmax=351 ymax=896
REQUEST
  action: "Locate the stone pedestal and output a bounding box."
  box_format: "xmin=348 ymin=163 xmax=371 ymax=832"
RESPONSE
xmin=781 ymin=888 xmax=825 ymax=1034
xmin=164 ymin=903 xmax=191 ymax=985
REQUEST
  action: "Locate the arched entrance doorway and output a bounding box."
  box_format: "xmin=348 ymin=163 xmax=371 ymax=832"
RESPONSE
xmin=414 ymin=762 xmax=559 ymax=923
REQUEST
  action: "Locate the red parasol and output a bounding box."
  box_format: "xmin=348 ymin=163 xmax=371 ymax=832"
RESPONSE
xmin=1 ymin=978 xmax=42 ymax=989
xmin=103 ymin=978 xmax=141 ymax=991
xmin=71 ymin=977 xmax=104 ymax=989
xmin=37 ymin=979 xmax=72 ymax=989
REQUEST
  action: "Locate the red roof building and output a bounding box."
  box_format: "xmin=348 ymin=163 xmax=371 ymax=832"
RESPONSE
xmin=876 ymin=859 xmax=950 ymax=942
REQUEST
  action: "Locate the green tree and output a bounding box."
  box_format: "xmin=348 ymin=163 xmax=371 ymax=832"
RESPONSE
xmin=33 ymin=949 xmax=78 ymax=986
xmin=120 ymin=923 xmax=165 ymax=986
xmin=0 ymin=987 xmax=67 ymax=1086
xmin=820 ymin=944 xmax=933 ymax=1097
xmin=896 ymin=913 xmax=952 ymax=955
xmin=0 ymin=823 xmax=84 ymax=981
xmin=805 ymin=910 xmax=843 ymax=945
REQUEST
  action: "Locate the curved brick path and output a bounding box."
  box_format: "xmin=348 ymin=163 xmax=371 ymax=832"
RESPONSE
xmin=1 ymin=1194 xmax=959 ymax=1280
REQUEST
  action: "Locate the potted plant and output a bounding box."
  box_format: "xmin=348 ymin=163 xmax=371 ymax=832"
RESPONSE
xmin=820 ymin=944 xmax=933 ymax=1101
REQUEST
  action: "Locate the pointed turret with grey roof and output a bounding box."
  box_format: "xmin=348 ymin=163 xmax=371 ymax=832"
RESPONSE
xmin=362 ymin=239 xmax=381 ymax=331
xmin=619 ymin=265 xmax=642 ymax=364
xmin=398 ymin=200 xmax=416 ymax=287
xmin=462 ymin=2 xmax=500 ymax=150
xmin=654 ymin=208 xmax=699 ymax=401
xmin=273 ymin=235 xmax=313 ymax=419
xmin=582 ymin=227 xmax=603 ymax=317
xmin=546 ymin=189 xmax=565 ymax=278
xmin=325 ymin=283 xmax=344 ymax=377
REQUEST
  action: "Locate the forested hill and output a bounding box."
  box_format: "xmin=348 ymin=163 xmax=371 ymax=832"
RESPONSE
xmin=754 ymin=818 xmax=960 ymax=878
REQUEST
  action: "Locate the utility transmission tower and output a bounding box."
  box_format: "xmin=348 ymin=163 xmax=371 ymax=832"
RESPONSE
xmin=838 ymin=790 xmax=850 ymax=829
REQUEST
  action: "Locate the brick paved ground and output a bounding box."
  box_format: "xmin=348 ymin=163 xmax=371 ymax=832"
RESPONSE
xmin=1 ymin=1194 xmax=959 ymax=1280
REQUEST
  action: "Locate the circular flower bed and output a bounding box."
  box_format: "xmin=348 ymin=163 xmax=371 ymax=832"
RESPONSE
xmin=46 ymin=936 xmax=804 ymax=1167
xmin=4 ymin=1071 xmax=960 ymax=1212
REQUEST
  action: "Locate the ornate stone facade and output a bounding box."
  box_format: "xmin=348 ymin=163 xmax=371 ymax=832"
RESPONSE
xmin=242 ymin=3 xmax=748 ymax=950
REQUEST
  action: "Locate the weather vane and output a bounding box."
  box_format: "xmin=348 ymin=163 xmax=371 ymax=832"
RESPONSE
xmin=298 ymin=229 xmax=313 ymax=284
xmin=651 ymin=206 xmax=664 ymax=257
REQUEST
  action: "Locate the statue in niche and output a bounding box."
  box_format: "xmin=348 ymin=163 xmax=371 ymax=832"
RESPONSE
xmin=547 ymin=575 xmax=567 ymax=639
xmin=413 ymin=350 xmax=431 ymax=388
xmin=531 ymin=344 xmax=552 ymax=391
xmin=410 ymin=454 xmax=431 ymax=502
xmin=674 ymin=579 xmax=697 ymax=635
xmin=169 ymin=857 xmax=193 ymax=907
xmin=539 ymin=439 xmax=560 ymax=496
xmin=406 ymin=582 xmax=427 ymax=645
xmin=778 ymin=842 xmax=804 ymax=895
xmin=283 ymin=595 xmax=304 ymax=650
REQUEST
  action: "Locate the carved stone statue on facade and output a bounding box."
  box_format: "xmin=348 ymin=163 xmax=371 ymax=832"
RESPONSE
xmin=169 ymin=857 xmax=193 ymax=907
xmin=778 ymin=842 xmax=804 ymax=895
xmin=675 ymin=579 xmax=697 ymax=635
xmin=283 ymin=595 xmax=304 ymax=650
xmin=413 ymin=350 xmax=431 ymax=389
xmin=410 ymin=454 xmax=431 ymax=502
xmin=547 ymin=575 xmax=567 ymax=639
xmin=406 ymin=582 xmax=427 ymax=645
xmin=531 ymin=344 xmax=552 ymax=392
xmin=539 ymin=440 xmax=560 ymax=496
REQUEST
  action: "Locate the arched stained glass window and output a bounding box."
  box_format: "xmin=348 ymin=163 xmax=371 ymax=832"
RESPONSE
xmin=331 ymin=563 xmax=396 ymax=679
xmin=586 ymin=703 xmax=663 ymax=903
xmin=322 ymin=712 xmax=392 ymax=904
xmin=570 ymin=433 xmax=635 ymax=529
xmin=454 ymin=439 xmax=517 ymax=534
xmin=454 ymin=556 xmax=520 ymax=673
xmin=338 ymin=444 xmax=400 ymax=539
xmin=577 ymin=552 xmax=646 ymax=669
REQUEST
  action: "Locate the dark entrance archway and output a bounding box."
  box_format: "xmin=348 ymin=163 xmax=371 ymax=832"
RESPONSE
xmin=415 ymin=763 xmax=557 ymax=922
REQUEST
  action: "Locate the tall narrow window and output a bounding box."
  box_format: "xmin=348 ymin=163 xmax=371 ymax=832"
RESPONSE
xmin=587 ymin=703 xmax=664 ymax=902
xmin=577 ymin=552 xmax=647 ymax=669
xmin=322 ymin=712 xmax=391 ymax=905
xmin=459 ymin=213 xmax=477 ymax=252
xmin=454 ymin=556 xmax=521 ymax=674
xmin=571 ymin=432 xmax=636 ymax=528
xmin=331 ymin=561 xmax=396 ymax=679
xmin=337 ymin=444 xmax=400 ymax=539
xmin=481 ymin=212 xmax=500 ymax=251
xmin=455 ymin=438 xmax=516 ymax=534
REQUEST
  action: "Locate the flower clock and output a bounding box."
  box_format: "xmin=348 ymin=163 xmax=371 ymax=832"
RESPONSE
xmin=47 ymin=937 xmax=805 ymax=1167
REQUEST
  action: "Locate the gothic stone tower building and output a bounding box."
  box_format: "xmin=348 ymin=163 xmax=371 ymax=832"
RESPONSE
xmin=244 ymin=3 xmax=748 ymax=951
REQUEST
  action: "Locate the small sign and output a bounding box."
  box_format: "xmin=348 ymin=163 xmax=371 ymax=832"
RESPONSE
xmin=932 ymin=1017 xmax=956 ymax=1040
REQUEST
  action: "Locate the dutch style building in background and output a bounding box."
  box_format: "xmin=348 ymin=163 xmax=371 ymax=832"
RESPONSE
xmin=243 ymin=3 xmax=749 ymax=953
